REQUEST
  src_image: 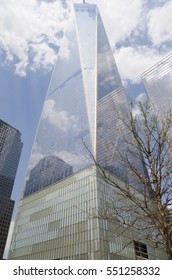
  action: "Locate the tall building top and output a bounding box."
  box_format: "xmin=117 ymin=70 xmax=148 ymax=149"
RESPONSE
xmin=22 ymin=2 xmax=130 ymax=197
xmin=0 ymin=119 xmax=21 ymax=134
xmin=74 ymin=2 xmax=97 ymax=9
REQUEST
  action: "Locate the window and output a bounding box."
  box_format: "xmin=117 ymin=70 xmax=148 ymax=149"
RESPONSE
xmin=134 ymin=241 xmax=149 ymax=260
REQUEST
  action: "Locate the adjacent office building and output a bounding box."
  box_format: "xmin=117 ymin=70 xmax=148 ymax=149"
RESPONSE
xmin=142 ymin=52 xmax=172 ymax=117
xmin=142 ymin=52 xmax=172 ymax=234
xmin=0 ymin=119 xmax=22 ymax=259
xmin=8 ymin=3 xmax=162 ymax=260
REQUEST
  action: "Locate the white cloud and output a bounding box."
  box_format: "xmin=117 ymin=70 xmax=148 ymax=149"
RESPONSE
xmin=42 ymin=99 xmax=80 ymax=132
xmin=86 ymin=0 xmax=172 ymax=85
xmin=115 ymin=46 xmax=165 ymax=84
xmin=0 ymin=0 xmax=172 ymax=81
xmin=147 ymin=0 xmax=172 ymax=46
xmin=30 ymin=42 xmax=57 ymax=72
xmin=0 ymin=0 xmax=69 ymax=76
xmin=27 ymin=152 xmax=45 ymax=173
xmin=89 ymin=0 xmax=145 ymax=46
xmin=55 ymin=150 xmax=88 ymax=167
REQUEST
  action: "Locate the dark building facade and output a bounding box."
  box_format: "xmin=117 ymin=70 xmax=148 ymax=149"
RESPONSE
xmin=0 ymin=119 xmax=22 ymax=259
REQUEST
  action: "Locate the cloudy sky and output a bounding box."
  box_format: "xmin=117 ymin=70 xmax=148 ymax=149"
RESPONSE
xmin=1 ymin=0 xmax=172 ymax=257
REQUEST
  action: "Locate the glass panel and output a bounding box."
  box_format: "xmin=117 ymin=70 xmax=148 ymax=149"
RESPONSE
xmin=96 ymin=9 xmax=130 ymax=180
xmin=97 ymin=11 xmax=122 ymax=100
xmin=23 ymin=8 xmax=92 ymax=197
xmin=74 ymin=4 xmax=97 ymax=154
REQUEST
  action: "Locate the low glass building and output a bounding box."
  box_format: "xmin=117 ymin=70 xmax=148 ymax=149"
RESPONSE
xmin=9 ymin=166 xmax=167 ymax=260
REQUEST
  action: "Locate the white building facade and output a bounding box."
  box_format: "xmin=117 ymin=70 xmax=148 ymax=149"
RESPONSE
xmin=9 ymin=166 xmax=166 ymax=260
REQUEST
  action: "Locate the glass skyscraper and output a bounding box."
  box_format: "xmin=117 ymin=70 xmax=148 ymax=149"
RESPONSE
xmin=0 ymin=119 xmax=22 ymax=259
xmin=23 ymin=2 xmax=128 ymax=197
xmin=8 ymin=3 xmax=162 ymax=260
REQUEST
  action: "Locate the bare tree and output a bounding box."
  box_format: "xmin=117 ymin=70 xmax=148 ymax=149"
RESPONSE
xmin=91 ymin=101 xmax=172 ymax=259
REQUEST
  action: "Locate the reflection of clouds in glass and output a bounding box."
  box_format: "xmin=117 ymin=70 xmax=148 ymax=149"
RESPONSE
xmin=27 ymin=146 xmax=91 ymax=182
xmin=42 ymin=99 xmax=80 ymax=132
xmin=28 ymin=152 xmax=44 ymax=171
xmin=26 ymin=141 xmax=46 ymax=176
xmin=99 ymin=73 xmax=117 ymax=87
xmin=97 ymin=49 xmax=121 ymax=99
xmin=55 ymin=150 xmax=90 ymax=167
xmin=98 ymin=52 xmax=109 ymax=74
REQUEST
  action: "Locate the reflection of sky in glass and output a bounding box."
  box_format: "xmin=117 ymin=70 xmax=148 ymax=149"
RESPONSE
xmin=23 ymin=3 xmax=128 ymax=197
xmin=97 ymin=88 xmax=129 ymax=178
xmin=97 ymin=12 xmax=122 ymax=100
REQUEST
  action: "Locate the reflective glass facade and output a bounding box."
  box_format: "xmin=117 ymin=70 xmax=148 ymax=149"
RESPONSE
xmin=0 ymin=119 xmax=22 ymax=259
xmin=9 ymin=4 xmax=166 ymax=260
xmin=9 ymin=166 xmax=165 ymax=260
xmin=142 ymin=52 xmax=172 ymax=118
xmin=23 ymin=3 xmax=127 ymax=197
